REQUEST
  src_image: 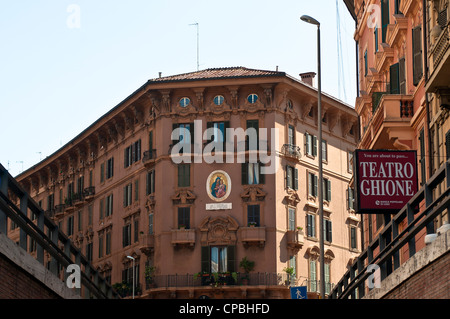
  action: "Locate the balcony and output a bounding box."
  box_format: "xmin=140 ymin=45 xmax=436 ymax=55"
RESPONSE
xmin=171 ymin=228 xmax=196 ymax=247
xmin=82 ymin=186 xmax=95 ymax=200
xmin=240 ymin=226 xmax=266 ymax=248
xmin=281 ymin=144 xmax=301 ymax=160
xmin=139 ymin=233 xmax=155 ymax=255
xmin=360 ymin=94 xmax=415 ymax=150
xmin=142 ymin=149 xmax=157 ymax=167
xmin=286 ymin=230 xmax=304 ymax=251
xmin=426 ymin=24 xmax=450 ymax=97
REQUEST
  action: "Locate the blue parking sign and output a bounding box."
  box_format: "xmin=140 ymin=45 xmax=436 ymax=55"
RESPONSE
xmin=290 ymin=286 xmax=307 ymax=299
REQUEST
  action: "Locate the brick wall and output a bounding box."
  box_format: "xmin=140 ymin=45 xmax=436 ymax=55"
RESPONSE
xmin=0 ymin=252 xmax=60 ymax=299
xmin=383 ymin=251 xmax=450 ymax=299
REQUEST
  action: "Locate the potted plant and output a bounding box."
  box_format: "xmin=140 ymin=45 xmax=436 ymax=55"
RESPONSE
xmin=239 ymin=257 xmax=255 ymax=285
xmin=144 ymin=265 xmax=156 ymax=288
xmin=178 ymin=224 xmax=186 ymax=230
xmin=248 ymin=222 xmax=257 ymax=227
xmin=283 ymin=267 xmax=295 ymax=286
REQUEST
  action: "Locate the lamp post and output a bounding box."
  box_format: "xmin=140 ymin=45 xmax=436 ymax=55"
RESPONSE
xmin=127 ymin=255 xmax=135 ymax=299
xmin=300 ymin=14 xmax=325 ymax=299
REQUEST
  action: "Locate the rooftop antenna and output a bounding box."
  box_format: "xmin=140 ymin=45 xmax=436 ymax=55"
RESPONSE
xmin=189 ymin=22 xmax=199 ymax=71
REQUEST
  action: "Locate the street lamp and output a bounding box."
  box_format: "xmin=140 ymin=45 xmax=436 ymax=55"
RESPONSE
xmin=300 ymin=14 xmax=325 ymax=299
xmin=127 ymin=256 xmax=135 ymax=299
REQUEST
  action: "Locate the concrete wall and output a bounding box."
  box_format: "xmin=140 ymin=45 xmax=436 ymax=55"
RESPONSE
xmin=0 ymin=232 xmax=79 ymax=299
xmin=364 ymin=228 xmax=450 ymax=299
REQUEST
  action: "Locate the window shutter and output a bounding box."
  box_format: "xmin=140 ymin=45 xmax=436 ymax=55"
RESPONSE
xmin=242 ymin=163 xmax=248 ymax=185
xmin=100 ymin=163 xmax=105 ymax=182
xmin=390 ymin=63 xmax=400 ymax=94
xmin=327 ymin=179 xmax=331 ymax=201
xmin=412 ymin=26 xmax=423 ymax=86
xmin=286 ymin=165 xmax=292 ymax=189
xmin=399 ymin=57 xmax=406 ymax=94
xmin=313 ymin=136 xmax=318 ymax=156
xmin=314 ymin=175 xmax=318 ymax=197
xmin=259 ymin=163 xmax=265 ymax=184
xmin=328 ymin=220 xmax=333 ymax=242
xmin=123 ymin=186 xmax=127 ymax=207
xmin=308 ymin=173 xmax=313 ymax=196
xmin=294 ymin=168 xmax=299 ymax=190
xmin=307 ymin=215 xmax=312 ymax=237
xmin=381 ymin=0 xmax=390 ymax=43
xmin=201 ymin=246 xmax=211 ymax=273
xmin=227 ymin=246 xmax=236 ymax=272
xmin=446 ymin=130 xmax=450 ymax=160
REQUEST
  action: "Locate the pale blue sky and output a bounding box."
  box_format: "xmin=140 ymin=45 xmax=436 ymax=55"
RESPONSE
xmin=0 ymin=0 xmax=356 ymax=177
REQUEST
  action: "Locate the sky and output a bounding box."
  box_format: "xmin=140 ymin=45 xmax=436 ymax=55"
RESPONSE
xmin=0 ymin=0 xmax=357 ymax=177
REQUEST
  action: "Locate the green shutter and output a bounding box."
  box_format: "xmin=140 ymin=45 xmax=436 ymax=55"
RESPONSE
xmin=294 ymin=168 xmax=299 ymax=190
xmin=412 ymin=26 xmax=423 ymax=86
xmin=201 ymin=246 xmax=211 ymax=273
xmin=313 ymin=136 xmax=318 ymax=156
xmin=327 ymin=179 xmax=331 ymax=201
xmin=381 ymin=0 xmax=390 ymax=43
xmin=286 ymin=165 xmax=292 ymax=188
xmin=390 ymin=63 xmax=400 ymax=94
xmin=399 ymin=57 xmax=406 ymax=94
xmin=227 ymin=246 xmax=236 ymax=272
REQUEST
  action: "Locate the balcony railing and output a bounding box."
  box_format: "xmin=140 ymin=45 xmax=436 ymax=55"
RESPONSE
xmin=143 ymin=149 xmax=157 ymax=163
xmin=240 ymin=226 xmax=266 ymax=248
xmin=171 ymin=228 xmax=196 ymax=247
xmin=432 ymin=24 xmax=449 ymax=67
xmin=281 ymin=144 xmax=301 ymax=159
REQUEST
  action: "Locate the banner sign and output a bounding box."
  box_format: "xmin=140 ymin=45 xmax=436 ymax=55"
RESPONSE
xmin=354 ymin=150 xmax=418 ymax=214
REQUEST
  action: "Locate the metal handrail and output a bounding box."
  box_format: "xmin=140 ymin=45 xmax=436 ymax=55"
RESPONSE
xmin=0 ymin=163 xmax=120 ymax=299
xmin=330 ymin=160 xmax=450 ymax=299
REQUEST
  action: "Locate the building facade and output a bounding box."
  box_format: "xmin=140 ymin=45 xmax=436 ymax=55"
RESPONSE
xmin=11 ymin=67 xmax=359 ymax=299
xmin=343 ymin=0 xmax=449 ymax=292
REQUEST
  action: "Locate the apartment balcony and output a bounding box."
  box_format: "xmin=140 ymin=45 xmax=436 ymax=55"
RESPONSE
xmin=286 ymin=230 xmax=304 ymax=251
xmin=82 ymin=186 xmax=95 ymax=200
xmin=426 ymin=24 xmax=450 ymax=109
xmin=281 ymin=144 xmax=301 ymax=160
xmin=240 ymin=226 xmax=266 ymax=248
xmin=359 ymin=94 xmax=415 ymax=150
xmin=142 ymin=149 xmax=157 ymax=167
xmin=139 ymin=233 xmax=155 ymax=255
xmin=171 ymin=228 xmax=196 ymax=247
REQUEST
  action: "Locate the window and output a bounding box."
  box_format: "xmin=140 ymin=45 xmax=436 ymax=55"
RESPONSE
xmin=86 ymin=242 xmax=93 ymax=262
xmin=412 ymin=26 xmax=423 ymax=86
xmin=348 ymin=151 xmax=354 ymax=173
xmin=374 ymin=27 xmax=379 ymax=53
xmin=77 ymin=176 xmax=84 ymax=195
xmin=323 ymin=219 xmax=332 ymax=242
xmin=308 ymin=172 xmax=318 ymax=197
xmin=323 ymin=178 xmax=331 ymax=202
xmin=322 ymin=140 xmax=328 ymax=162
xmin=289 ymin=255 xmax=297 ymax=280
xmin=381 ymin=0 xmax=389 ymax=43
xmin=123 ymin=183 xmax=132 ymax=207
xmin=106 ymin=231 xmax=111 ymax=255
xmin=288 ymin=207 xmax=295 ymax=231
xmin=325 ymin=263 xmax=331 ymax=295
xmin=364 ymin=50 xmax=368 ymax=77
xmin=124 ymin=140 xmax=141 ymax=168
xmin=122 ymin=223 xmax=132 ymax=247
xmin=106 ymin=157 xmax=114 ymax=179
xmin=446 ymin=130 xmax=450 ymax=161
xmin=146 ymin=170 xmax=155 ymax=194
xmin=47 ymin=194 xmax=54 ymax=211
xmin=149 ymin=213 xmax=154 ymax=235
xmin=305 ymin=132 xmax=317 ymax=157
xmin=67 ymin=215 xmax=74 ymax=236
xmin=211 ymin=246 xmax=228 ymax=273
xmin=247 ymin=205 xmax=260 ymax=227
xmin=350 ymin=226 xmax=357 ymax=250
xmin=201 ymin=246 xmax=236 ymax=273
xmin=390 ymin=62 xmax=400 ymax=94
xmin=347 ymin=187 xmax=355 ymax=211
xmin=172 ymin=123 xmax=194 ymax=145
xmin=77 ymin=210 xmax=82 ymax=231
xmin=179 ymin=97 xmax=190 ymax=107
xmin=100 ymin=163 xmax=105 ymax=183
xmin=399 ymin=57 xmax=406 ymax=94
xmin=178 ymin=164 xmax=190 ymax=187
xmin=178 ymin=207 xmax=190 ymax=229
xmin=242 ymin=162 xmax=264 ymax=185
xmin=246 ymin=119 xmax=259 ymax=150
xmin=106 ymin=194 xmax=113 ymax=217
xmin=419 ymin=129 xmax=426 ymax=185
xmin=214 ymin=95 xmax=224 ymax=106
xmin=98 ymin=234 xmax=104 ymax=258
xmin=247 ymin=94 xmax=258 ymax=104
xmin=307 ymin=214 xmax=316 ymax=238
xmin=309 ymin=260 xmax=317 ymax=292
xmin=286 ymin=165 xmax=299 ymax=190
xmin=288 ymin=125 xmax=295 ymax=146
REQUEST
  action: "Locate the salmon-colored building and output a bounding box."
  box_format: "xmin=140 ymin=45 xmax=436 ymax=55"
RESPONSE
xmin=343 ymin=0 xmax=449 ymax=292
xmin=11 ymin=67 xmax=360 ymax=299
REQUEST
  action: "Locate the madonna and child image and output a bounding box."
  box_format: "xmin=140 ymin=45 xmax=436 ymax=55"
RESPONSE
xmin=206 ymin=170 xmax=231 ymax=202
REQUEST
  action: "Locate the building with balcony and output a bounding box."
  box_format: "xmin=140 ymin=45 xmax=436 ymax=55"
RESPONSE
xmin=10 ymin=67 xmax=359 ymax=299
xmin=343 ymin=0 xmax=449 ymax=297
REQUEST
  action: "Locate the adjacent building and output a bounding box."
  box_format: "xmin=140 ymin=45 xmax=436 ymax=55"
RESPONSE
xmin=11 ymin=67 xmax=359 ymax=299
xmin=343 ymin=0 xmax=449 ymax=294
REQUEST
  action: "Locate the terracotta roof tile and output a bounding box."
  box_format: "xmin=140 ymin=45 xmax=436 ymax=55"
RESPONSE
xmin=149 ymin=67 xmax=286 ymax=83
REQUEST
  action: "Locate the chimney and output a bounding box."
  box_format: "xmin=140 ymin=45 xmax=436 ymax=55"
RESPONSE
xmin=299 ymin=72 xmax=316 ymax=87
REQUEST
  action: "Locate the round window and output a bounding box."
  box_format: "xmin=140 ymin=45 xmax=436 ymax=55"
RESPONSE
xmin=247 ymin=94 xmax=258 ymax=104
xmin=179 ymin=97 xmax=190 ymax=108
xmin=214 ymin=95 xmax=225 ymax=106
